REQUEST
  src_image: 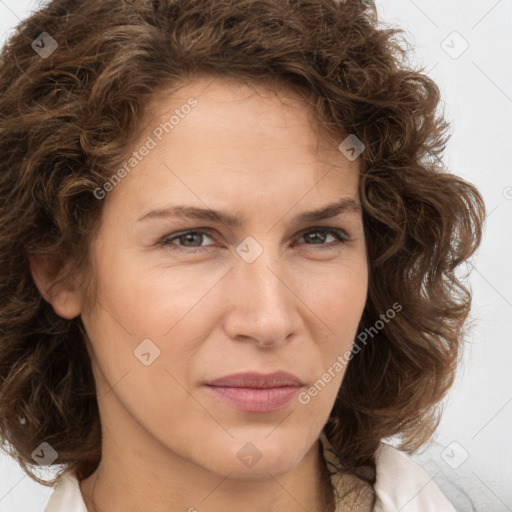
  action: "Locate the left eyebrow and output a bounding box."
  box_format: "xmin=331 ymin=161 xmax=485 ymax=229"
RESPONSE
xmin=137 ymin=197 xmax=361 ymax=227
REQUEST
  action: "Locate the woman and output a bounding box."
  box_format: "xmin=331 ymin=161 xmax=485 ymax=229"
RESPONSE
xmin=0 ymin=0 xmax=485 ymax=510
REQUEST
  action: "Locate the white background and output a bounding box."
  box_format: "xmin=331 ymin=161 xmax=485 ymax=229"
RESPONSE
xmin=0 ymin=0 xmax=511 ymax=510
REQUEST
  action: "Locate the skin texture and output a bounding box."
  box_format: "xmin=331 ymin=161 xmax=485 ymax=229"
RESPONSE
xmin=29 ymin=76 xmax=369 ymax=512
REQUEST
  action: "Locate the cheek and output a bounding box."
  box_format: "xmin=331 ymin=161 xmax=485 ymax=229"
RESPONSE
xmin=91 ymin=246 xmax=224 ymax=341
xmin=301 ymin=260 xmax=368 ymax=339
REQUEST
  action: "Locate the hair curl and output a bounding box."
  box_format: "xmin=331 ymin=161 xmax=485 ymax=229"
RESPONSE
xmin=0 ymin=0 xmax=485 ymax=493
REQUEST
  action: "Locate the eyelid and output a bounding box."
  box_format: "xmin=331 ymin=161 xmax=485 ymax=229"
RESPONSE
xmin=158 ymin=225 xmax=352 ymax=251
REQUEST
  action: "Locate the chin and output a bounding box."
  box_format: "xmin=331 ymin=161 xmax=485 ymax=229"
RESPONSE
xmin=198 ymin=431 xmax=312 ymax=479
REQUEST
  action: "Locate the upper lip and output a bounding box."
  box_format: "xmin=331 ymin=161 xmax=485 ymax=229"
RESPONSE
xmin=205 ymin=371 xmax=303 ymax=388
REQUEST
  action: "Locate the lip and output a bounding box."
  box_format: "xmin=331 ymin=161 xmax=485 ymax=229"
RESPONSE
xmin=204 ymin=371 xmax=304 ymax=413
xmin=206 ymin=371 xmax=304 ymax=388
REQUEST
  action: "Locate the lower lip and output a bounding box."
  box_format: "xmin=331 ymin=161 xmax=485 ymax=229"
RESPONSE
xmin=205 ymin=385 xmax=301 ymax=412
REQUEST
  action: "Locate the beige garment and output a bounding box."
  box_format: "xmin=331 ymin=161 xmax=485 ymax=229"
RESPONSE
xmin=319 ymin=433 xmax=456 ymax=512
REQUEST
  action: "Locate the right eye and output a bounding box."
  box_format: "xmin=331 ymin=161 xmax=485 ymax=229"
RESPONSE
xmin=159 ymin=229 xmax=218 ymax=252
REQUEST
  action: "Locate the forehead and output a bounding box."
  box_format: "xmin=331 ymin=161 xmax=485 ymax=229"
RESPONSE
xmin=144 ymin=74 xmax=343 ymax=155
xmin=101 ymin=75 xmax=361 ymax=222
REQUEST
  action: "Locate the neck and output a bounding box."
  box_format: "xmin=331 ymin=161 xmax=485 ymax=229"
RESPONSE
xmin=79 ymin=428 xmax=333 ymax=512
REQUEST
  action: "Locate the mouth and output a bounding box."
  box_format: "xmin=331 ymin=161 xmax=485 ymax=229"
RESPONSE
xmin=204 ymin=371 xmax=304 ymax=413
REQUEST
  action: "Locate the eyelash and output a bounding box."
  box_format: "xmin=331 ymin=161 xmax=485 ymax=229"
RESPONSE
xmin=158 ymin=227 xmax=351 ymax=253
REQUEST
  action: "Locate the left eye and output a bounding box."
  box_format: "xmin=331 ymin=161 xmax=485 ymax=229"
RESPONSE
xmin=159 ymin=227 xmax=350 ymax=252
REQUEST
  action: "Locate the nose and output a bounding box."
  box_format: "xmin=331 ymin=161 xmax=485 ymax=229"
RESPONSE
xmin=222 ymin=244 xmax=300 ymax=348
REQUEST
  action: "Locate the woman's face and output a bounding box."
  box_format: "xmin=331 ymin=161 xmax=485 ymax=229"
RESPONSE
xmin=77 ymin=76 xmax=368 ymax=478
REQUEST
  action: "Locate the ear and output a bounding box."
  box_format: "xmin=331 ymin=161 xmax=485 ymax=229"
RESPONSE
xmin=27 ymin=253 xmax=83 ymax=319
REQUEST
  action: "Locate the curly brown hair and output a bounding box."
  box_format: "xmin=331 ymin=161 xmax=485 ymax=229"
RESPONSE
xmin=0 ymin=0 xmax=485 ymax=493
